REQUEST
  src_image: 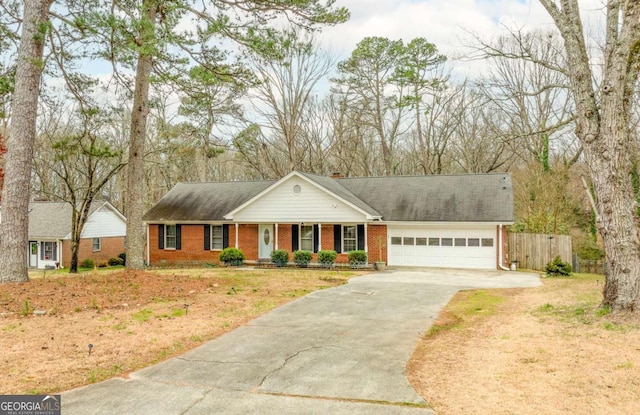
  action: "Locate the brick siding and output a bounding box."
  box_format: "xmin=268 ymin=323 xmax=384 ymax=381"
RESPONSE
xmin=61 ymin=236 xmax=125 ymax=268
xmin=148 ymin=223 xmax=390 ymax=266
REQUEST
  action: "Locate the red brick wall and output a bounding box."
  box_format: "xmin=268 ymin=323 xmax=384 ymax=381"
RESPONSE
xmin=148 ymin=224 xmax=262 ymax=266
xmin=237 ymin=224 xmax=258 ymax=260
xmin=61 ymin=236 xmax=125 ymax=268
xmin=275 ymin=224 xmax=293 ymax=260
xmin=367 ymin=224 xmax=387 ymax=263
xmin=148 ymin=223 xmax=391 ymax=266
xmin=320 ymin=224 xmax=334 ymax=252
xmin=149 ymin=224 xmax=221 ymax=265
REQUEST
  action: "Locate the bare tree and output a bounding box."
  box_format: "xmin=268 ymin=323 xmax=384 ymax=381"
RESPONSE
xmin=248 ymin=34 xmax=335 ymax=175
xmin=537 ymin=0 xmax=640 ymax=311
xmin=33 ymin=99 xmax=125 ymax=272
xmin=476 ymin=30 xmax=577 ymax=171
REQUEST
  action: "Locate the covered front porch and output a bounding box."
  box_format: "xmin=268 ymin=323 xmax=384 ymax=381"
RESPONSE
xmin=28 ymin=239 xmax=62 ymax=269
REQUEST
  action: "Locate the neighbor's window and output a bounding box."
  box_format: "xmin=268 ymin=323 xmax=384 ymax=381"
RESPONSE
xmin=41 ymin=241 xmax=57 ymax=261
xmin=301 ymin=225 xmax=314 ymax=251
xmin=165 ymin=225 xmax=177 ymax=249
xmin=92 ymin=238 xmax=101 ymax=252
xmin=343 ymin=225 xmax=357 ymax=252
xmin=211 ymin=225 xmax=223 ymax=250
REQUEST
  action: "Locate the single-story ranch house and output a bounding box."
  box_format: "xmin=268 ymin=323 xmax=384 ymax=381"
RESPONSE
xmin=14 ymin=201 xmax=126 ymax=269
xmin=143 ymin=171 xmax=514 ymax=270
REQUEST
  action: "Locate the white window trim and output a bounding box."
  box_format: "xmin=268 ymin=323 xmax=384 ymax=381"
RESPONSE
xmin=165 ymin=224 xmax=177 ymax=250
xmin=92 ymin=237 xmax=101 ymax=252
xmin=210 ymin=225 xmax=224 ymax=251
xmin=300 ymin=224 xmax=314 ymax=252
xmin=342 ymin=224 xmax=358 ymax=253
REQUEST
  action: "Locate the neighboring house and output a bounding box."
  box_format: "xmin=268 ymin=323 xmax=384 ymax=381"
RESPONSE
xmin=24 ymin=201 xmax=126 ymax=269
xmin=143 ymin=171 xmax=514 ymax=270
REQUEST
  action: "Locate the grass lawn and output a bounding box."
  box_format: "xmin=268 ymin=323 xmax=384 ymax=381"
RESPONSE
xmin=408 ymin=272 xmax=640 ymax=415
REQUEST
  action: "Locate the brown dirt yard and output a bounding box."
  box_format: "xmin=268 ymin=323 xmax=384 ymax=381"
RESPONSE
xmin=408 ymin=272 xmax=640 ymax=415
xmin=0 ymin=267 xmax=358 ymax=395
xmin=3 ymin=267 xmax=640 ymax=415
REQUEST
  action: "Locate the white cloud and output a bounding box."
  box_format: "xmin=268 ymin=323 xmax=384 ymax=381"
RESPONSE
xmin=319 ymin=0 xmax=608 ymax=80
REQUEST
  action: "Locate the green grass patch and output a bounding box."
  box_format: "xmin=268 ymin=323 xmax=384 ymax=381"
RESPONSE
xmin=427 ymin=290 xmax=506 ymax=336
xmin=171 ymin=308 xmax=186 ymax=317
xmin=131 ymin=309 xmax=153 ymax=323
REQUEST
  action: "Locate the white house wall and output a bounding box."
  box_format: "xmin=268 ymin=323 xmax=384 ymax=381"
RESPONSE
xmin=80 ymin=206 xmax=126 ymax=238
xmin=232 ymin=176 xmax=366 ymax=223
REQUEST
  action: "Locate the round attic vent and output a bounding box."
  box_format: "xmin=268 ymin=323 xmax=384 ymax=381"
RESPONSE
xmin=293 ymin=184 xmax=302 ymax=194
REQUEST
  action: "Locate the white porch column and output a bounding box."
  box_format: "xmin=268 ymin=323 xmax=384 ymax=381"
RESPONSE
xmin=364 ymin=223 xmax=368 ymax=252
xmin=275 ymin=223 xmax=279 ymax=250
xmin=235 ymin=223 xmax=239 ymax=248
xmin=318 ymin=223 xmax=322 ymax=251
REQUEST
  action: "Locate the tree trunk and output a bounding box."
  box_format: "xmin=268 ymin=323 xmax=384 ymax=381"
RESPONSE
xmin=539 ymin=0 xmax=640 ymax=311
xmin=125 ymin=0 xmax=157 ymax=270
xmin=0 ymin=0 xmax=52 ymax=283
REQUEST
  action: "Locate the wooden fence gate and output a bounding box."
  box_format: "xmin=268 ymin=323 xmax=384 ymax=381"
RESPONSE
xmin=508 ymin=233 xmax=572 ymax=271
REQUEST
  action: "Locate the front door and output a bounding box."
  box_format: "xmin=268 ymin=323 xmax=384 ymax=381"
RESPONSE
xmin=29 ymin=241 xmax=38 ymax=267
xmin=259 ymin=224 xmax=273 ymax=259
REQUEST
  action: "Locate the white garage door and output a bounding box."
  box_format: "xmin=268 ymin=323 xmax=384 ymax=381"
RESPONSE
xmin=387 ymin=226 xmax=497 ymax=269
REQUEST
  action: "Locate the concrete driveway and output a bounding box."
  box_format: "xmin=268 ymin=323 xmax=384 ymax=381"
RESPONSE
xmin=62 ymin=269 xmax=540 ymax=414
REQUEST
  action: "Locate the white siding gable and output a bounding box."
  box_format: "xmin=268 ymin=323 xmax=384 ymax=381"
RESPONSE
xmin=80 ymin=205 xmax=126 ymax=238
xmin=231 ymin=175 xmax=367 ymax=222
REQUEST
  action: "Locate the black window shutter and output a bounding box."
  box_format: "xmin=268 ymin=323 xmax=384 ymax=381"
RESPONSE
xmin=333 ymin=224 xmax=342 ymax=253
xmin=175 ymin=225 xmax=182 ymax=250
xmin=292 ymin=224 xmax=299 ymax=251
xmin=204 ymin=225 xmax=210 ymax=250
xmin=313 ymin=224 xmax=319 ymax=253
xmin=158 ymin=225 xmax=165 ymax=249
xmin=357 ymin=224 xmax=365 ymax=250
xmin=222 ymin=224 xmax=229 ymax=248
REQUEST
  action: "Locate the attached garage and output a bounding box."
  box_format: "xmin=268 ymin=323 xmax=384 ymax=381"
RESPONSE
xmin=387 ymin=225 xmax=497 ymax=269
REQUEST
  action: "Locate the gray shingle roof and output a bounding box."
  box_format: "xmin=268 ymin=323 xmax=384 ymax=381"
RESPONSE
xmin=26 ymin=201 xmax=109 ymax=238
xmin=142 ymin=181 xmax=275 ymax=222
xmin=143 ymin=172 xmax=513 ymax=223
xmin=338 ymin=173 xmax=513 ymax=222
xmin=28 ymin=202 xmax=73 ymax=238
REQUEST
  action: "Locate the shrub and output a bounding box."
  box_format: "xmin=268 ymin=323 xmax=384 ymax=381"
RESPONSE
xmin=545 ymin=255 xmax=572 ymax=277
xmin=577 ymin=244 xmax=605 ymax=261
xmin=108 ymin=257 xmax=124 ymax=266
xmin=98 ymin=262 xmax=108 ymax=268
xmin=317 ymin=250 xmax=337 ymax=267
xmin=348 ymin=250 xmax=367 ymax=265
xmin=80 ymin=258 xmax=95 ymax=269
xmin=271 ymin=249 xmax=289 ymax=267
xmin=118 ymin=252 xmax=126 ymax=266
xmin=293 ymin=250 xmax=312 ymax=267
xmin=219 ymin=247 xmax=245 ymax=265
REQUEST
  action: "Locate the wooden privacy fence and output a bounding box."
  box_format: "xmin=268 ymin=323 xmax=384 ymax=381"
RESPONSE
xmin=508 ymin=232 xmax=572 ymax=271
